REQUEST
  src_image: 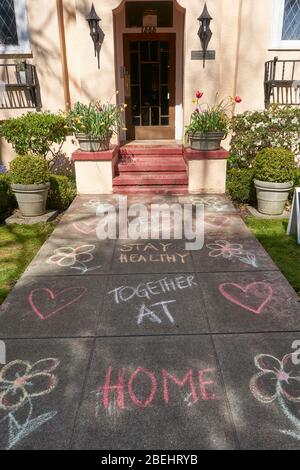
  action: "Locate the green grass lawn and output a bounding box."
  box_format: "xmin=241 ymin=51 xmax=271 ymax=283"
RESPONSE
xmin=0 ymin=223 xmax=55 ymax=304
xmin=245 ymin=217 xmax=300 ymax=295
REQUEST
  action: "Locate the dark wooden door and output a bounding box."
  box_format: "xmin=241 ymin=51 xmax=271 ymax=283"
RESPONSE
xmin=124 ymin=33 xmax=176 ymax=140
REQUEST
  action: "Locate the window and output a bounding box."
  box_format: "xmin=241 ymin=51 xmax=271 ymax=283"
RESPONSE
xmin=0 ymin=0 xmax=31 ymax=54
xmin=272 ymin=0 xmax=300 ymax=48
xmin=125 ymin=1 xmax=173 ymax=28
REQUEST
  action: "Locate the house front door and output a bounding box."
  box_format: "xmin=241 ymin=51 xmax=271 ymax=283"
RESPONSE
xmin=123 ymin=33 xmax=176 ymax=141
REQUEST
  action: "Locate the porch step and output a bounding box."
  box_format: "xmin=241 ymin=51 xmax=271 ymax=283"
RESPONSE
xmin=120 ymin=145 xmax=183 ymax=157
xmin=114 ymin=185 xmax=189 ymax=195
xmin=118 ymin=157 xmax=186 ymax=172
xmin=113 ymin=172 xmax=188 ymax=186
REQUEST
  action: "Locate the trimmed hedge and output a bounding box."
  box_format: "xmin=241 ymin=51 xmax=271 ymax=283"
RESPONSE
xmin=0 ymin=174 xmax=16 ymax=222
xmin=10 ymin=155 xmax=50 ymax=185
xmin=47 ymin=175 xmax=76 ymax=211
xmin=253 ymin=147 xmax=296 ymax=183
xmin=226 ymin=168 xmax=255 ymax=204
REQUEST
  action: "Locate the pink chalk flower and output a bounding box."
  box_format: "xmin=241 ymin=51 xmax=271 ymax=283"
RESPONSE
xmin=250 ymin=354 xmax=300 ymax=404
xmin=206 ymin=240 xmax=243 ymax=259
xmin=0 ymin=359 xmax=59 ymax=412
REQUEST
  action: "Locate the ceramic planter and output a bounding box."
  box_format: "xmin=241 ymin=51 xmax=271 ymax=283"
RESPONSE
xmin=11 ymin=183 xmax=50 ymax=217
xmin=76 ymin=132 xmax=113 ymax=152
xmin=189 ymin=131 xmax=225 ymax=151
xmin=254 ymin=179 xmax=293 ymax=215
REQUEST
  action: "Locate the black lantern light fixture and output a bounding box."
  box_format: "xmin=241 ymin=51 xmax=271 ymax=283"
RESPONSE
xmin=86 ymin=3 xmax=102 ymax=69
xmin=198 ymin=3 xmax=213 ymax=68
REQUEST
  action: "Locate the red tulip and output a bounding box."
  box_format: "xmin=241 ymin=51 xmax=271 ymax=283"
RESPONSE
xmin=234 ymin=96 xmax=242 ymax=103
xmin=196 ymin=91 xmax=203 ymax=99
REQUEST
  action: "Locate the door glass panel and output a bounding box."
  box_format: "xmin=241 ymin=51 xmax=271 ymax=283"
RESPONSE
xmin=142 ymin=107 xmax=150 ymax=126
xmin=141 ymin=42 xmax=149 ymax=61
xmin=150 ymin=41 xmax=158 ymax=61
xmin=141 ymin=63 xmax=159 ymax=106
xmin=125 ymin=2 xmax=173 ymax=28
xmin=131 ymin=86 xmax=140 ymax=117
xmin=130 ymin=41 xmax=139 ymax=52
xmin=161 ymin=117 xmax=169 ymax=125
xmin=151 ymin=107 xmax=159 ymax=126
xmin=130 ymin=52 xmax=139 ymax=84
xmin=161 ymin=85 xmax=169 ymax=116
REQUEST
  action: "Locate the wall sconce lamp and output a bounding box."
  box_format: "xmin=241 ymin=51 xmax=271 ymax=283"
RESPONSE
xmin=198 ymin=3 xmax=213 ymax=68
xmin=86 ymin=3 xmax=103 ymax=69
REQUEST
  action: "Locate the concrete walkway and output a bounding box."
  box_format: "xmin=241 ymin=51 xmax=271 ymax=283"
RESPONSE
xmin=0 ymin=194 xmax=300 ymax=450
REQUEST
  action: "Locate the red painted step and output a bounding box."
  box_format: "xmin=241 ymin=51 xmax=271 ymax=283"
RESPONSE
xmin=118 ymin=157 xmax=186 ymax=172
xmin=114 ymin=185 xmax=189 ymax=195
xmin=120 ymin=146 xmax=183 ymax=157
xmin=113 ymin=172 xmax=188 ymax=186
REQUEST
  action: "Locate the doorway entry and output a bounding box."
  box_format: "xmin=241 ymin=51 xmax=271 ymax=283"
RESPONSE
xmin=123 ymin=33 xmax=176 ymax=141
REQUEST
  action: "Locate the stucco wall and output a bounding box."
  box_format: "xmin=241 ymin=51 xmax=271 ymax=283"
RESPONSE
xmin=1 ymin=0 xmax=300 ymax=166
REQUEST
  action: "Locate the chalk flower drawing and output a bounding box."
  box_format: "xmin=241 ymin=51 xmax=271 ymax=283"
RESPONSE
xmin=207 ymin=240 xmax=257 ymax=267
xmin=47 ymin=245 xmax=101 ymax=274
xmin=192 ymin=196 xmax=230 ymax=212
xmin=0 ymin=358 xmax=59 ymax=449
xmin=250 ymin=353 xmax=300 ymax=441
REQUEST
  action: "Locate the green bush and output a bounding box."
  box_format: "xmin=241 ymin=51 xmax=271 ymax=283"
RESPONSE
xmin=230 ymin=105 xmax=300 ymax=168
xmin=10 ymin=155 xmax=50 ymax=185
xmin=295 ymin=168 xmax=300 ymax=187
xmin=253 ymin=147 xmax=296 ymax=183
xmin=0 ymin=174 xmax=16 ymax=222
xmin=227 ymin=168 xmax=255 ymax=203
xmin=0 ymin=112 xmax=68 ymax=158
xmin=47 ymin=175 xmax=76 ymax=211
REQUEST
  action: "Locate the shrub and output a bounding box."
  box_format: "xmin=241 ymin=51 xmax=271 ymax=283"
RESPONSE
xmin=230 ymin=105 xmax=300 ymax=168
xmin=253 ymin=147 xmax=296 ymax=183
xmin=0 ymin=112 xmax=69 ymax=158
xmin=0 ymin=174 xmax=16 ymax=222
xmin=10 ymin=155 xmax=50 ymax=185
xmin=47 ymin=175 xmax=76 ymax=211
xmin=295 ymin=168 xmax=300 ymax=187
xmin=227 ymin=168 xmax=255 ymax=203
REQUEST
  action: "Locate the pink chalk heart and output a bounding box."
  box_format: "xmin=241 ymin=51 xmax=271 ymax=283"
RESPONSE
xmin=28 ymin=287 xmax=88 ymax=321
xmin=219 ymin=282 xmax=273 ymax=315
xmin=205 ymin=216 xmax=230 ymax=228
xmin=73 ymin=220 xmax=98 ymax=235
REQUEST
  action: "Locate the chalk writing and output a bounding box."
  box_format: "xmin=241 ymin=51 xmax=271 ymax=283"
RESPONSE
xmin=219 ymin=282 xmax=273 ymax=315
xmin=250 ymin=353 xmax=300 ymax=441
xmin=83 ymin=199 xmax=112 ymax=210
xmin=47 ymin=245 xmax=102 ymax=274
xmin=96 ymin=367 xmax=219 ymax=412
xmin=191 ymin=196 xmax=231 ymax=212
xmin=109 ymin=275 xmax=197 ymax=304
xmin=0 ymin=358 xmax=59 ymax=449
xmin=73 ymin=220 xmax=98 ymax=235
xmin=108 ymin=275 xmax=198 ymax=326
xmin=207 ymin=240 xmax=258 ymax=267
xmin=28 ymin=287 xmax=88 ymax=321
xmin=118 ymin=242 xmax=189 ymax=265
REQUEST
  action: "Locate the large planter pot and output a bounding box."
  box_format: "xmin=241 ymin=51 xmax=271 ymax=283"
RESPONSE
xmin=189 ymin=131 xmax=225 ymax=151
xmin=76 ymin=132 xmax=113 ymax=152
xmin=11 ymin=183 xmax=50 ymax=217
xmin=254 ymin=179 xmax=293 ymax=215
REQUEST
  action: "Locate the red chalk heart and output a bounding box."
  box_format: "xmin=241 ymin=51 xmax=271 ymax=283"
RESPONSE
xmin=219 ymin=282 xmax=273 ymax=315
xmin=205 ymin=216 xmax=230 ymax=228
xmin=73 ymin=220 xmax=98 ymax=235
xmin=28 ymin=287 xmax=88 ymax=321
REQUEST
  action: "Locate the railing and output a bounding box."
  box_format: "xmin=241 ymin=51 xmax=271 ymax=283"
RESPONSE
xmin=0 ymin=61 xmax=42 ymax=110
xmin=264 ymin=57 xmax=300 ymax=107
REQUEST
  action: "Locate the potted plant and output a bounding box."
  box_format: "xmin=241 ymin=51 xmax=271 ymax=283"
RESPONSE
xmin=253 ymin=147 xmax=295 ymax=215
xmin=185 ymin=91 xmax=242 ymax=151
xmin=10 ymin=155 xmax=50 ymax=217
xmin=67 ymin=99 xmax=126 ymax=152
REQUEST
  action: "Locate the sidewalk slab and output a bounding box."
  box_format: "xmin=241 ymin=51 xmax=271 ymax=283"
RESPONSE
xmin=197 ymin=271 xmax=300 ymax=334
xmin=0 ymin=276 xmax=106 ymax=338
xmin=98 ymin=273 xmax=209 ymax=336
xmin=111 ymin=239 xmax=194 ymax=274
xmin=23 ymin=237 xmax=115 ymax=277
xmin=213 ymin=333 xmax=300 ymax=450
xmin=72 ymin=336 xmax=238 ymax=450
xmin=192 ymin=235 xmax=278 ymax=273
xmin=0 ymin=338 xmax=93 ymax=450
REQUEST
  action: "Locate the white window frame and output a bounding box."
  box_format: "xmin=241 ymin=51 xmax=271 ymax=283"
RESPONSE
xmin=0 ymin=0 xmax=31 ymax=54
xmin=272 ymin=0 xmax=300 ymax=49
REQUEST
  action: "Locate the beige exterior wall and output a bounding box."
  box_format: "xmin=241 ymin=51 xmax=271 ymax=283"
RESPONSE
xmin=1 ymin=0 xmax=300 ymax=166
